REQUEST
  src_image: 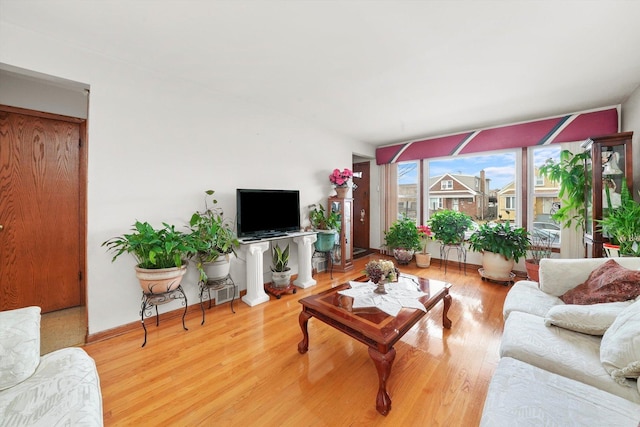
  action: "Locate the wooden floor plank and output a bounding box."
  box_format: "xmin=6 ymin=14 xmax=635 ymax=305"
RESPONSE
xmin=83 ymin=254 xmax=508 ymax=426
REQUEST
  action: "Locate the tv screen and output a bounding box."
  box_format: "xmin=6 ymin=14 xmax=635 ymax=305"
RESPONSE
xmin=236 ymin=189 xmax=301 ymax=238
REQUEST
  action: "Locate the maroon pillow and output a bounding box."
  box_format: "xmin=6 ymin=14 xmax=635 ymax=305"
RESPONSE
xmin=560 ymin=259 xmax=640 ymax=305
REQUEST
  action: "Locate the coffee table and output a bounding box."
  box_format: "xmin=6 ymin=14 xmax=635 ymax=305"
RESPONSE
xmin=297 ymin=275 xmax=452 ymax=415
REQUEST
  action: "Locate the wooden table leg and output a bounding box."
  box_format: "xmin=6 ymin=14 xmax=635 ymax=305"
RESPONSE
xmin=368 ymin=346 xmax=396 ymax=416
xmin=298 ymin=311 xmax=312 ymax=354
xmin=442 ymin=289 xmax=452 ymax=329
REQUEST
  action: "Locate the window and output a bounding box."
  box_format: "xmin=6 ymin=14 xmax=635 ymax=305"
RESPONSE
xmin=530 ymin=145 xmax=561 ymax=246
xmin=505 ymin=196 xmax=515 ymax=209
xmin=397 ymin=161 xmax=419 ymax=221
xmin=428 ymin=152 xmax=517 ymax=224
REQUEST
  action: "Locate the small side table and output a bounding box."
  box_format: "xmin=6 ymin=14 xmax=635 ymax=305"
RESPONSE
xmin=199 ymin=275 xmax=236 ymax=325
xmin=140 ymin=285 xmax=188 ymax=347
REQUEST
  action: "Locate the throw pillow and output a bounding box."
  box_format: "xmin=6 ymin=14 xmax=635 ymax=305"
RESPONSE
xmin=600 ymin=299 xmax=640 ymax=385
xmin=544 ymin=300 xmax=633 ymax=335
xmin=560 ymin=259 xmax=640 ymax=305
xmin=0 ymin=306 xmax=41 ymax=390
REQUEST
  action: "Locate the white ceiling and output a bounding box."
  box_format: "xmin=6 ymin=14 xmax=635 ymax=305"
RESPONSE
xmin=3 ymin=0 xmax=640 ymax=146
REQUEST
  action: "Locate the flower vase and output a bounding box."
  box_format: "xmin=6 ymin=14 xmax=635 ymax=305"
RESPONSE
xmin=334 ymin=186 xmax=349 ymax=198
xmin=373 ymin=280 xmax=387 ymax=294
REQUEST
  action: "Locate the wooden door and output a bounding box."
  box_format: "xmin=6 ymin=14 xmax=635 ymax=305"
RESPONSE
xmin=352 ymin=161 xmax=370 ymax=252
xmin=0 ymin=107 xmax=84 ymax=313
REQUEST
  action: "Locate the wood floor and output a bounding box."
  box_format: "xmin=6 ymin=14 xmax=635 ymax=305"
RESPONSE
xmin=83 ymin=254 xmax=509 ymax=426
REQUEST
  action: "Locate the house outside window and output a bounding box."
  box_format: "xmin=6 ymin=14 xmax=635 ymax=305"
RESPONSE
xmin=397 ymin=161 xmax=419 ymax=221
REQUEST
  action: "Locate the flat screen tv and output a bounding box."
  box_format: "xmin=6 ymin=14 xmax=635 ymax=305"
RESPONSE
xmin=236 ymin=189 xmax=301 ymax=238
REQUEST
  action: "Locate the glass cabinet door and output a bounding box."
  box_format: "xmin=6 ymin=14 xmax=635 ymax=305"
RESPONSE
xmin=582 ymin=132 xmax=633 ymax=258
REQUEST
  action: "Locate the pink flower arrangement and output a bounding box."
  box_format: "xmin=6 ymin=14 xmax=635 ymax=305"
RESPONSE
xmin=417 ymin=225 xmax=433 ymax=253
xmin=329 ymin=168 xmax=353 ymax=187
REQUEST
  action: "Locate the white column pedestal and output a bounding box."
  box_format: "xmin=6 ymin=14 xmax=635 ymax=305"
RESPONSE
xmin=293 ymin=233 xmax=317 ymax=289
xmin=240 ymin=241 xmax=270 ymax=307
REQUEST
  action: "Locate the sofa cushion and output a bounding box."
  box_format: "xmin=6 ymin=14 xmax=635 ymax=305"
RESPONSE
xmin=544 ymin=300 xmax=633 ymax=335
xmin=601 ymin=299 xmax=640 ymax=385
xmin=560 ymin=259 xmax=640 ymax=305
xmin=480 ymin=357 xmax=640 ymax=427
xmin=0 ymin=307 xmax=41 ymax=391
xmin=0 ymin=347 xmax=103 ymax=426
xmin=503 ymin=280 xmax=563 ymax=320
xmin=500 ymin=311 xmax=640 ymax=403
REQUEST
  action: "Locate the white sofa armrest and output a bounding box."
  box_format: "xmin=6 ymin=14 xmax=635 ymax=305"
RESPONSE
xmin=539 ymin=257 xmax=640 ymax=296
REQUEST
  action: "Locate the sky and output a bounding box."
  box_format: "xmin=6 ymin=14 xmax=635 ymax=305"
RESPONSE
xmin=398 ymin=145 xmax=561 ymax=191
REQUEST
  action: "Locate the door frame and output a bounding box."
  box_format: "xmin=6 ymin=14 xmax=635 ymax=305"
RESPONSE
xmin=1 ymin=104 xmax=88 ymax=307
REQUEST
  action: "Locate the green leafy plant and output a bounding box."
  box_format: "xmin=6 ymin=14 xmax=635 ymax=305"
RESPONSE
xmin=102 ymin=221 xmax=195 ymax=269
xmin=597 ymin=180 xmax=640 ymax=256
xmin=271 ymin=244 xmax=290 ymax=272
xmin=428 ymin=210 xmax=472 ymax=245
xmin=538 ymin=150 xmax=591 ymax=232
xmin=468 ymin=221 xmax=530 ymax=263
xmin=309 ymin=203 xmax=340 ymax=231
xmin=384 ymin=215 xmax=422 ymax=251
xmin=188 ymin=190 xmax=239 ymax=281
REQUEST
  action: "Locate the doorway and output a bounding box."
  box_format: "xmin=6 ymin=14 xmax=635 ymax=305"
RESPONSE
xmin=352 ymin=161 xmax=370 ymax=258
xmin=0 ymin=106 xmax=87 ymax=313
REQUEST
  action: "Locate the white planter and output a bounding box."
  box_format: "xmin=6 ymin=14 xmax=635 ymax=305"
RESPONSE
xmin=480 ymin=251 xmax=515 ymax=281
xmin=415 ymin=252 xmax=431 ymax=268
xmin=134 ymin=263 xmax=188 ymax=294
xmin=203 ymin=254 xmax=232 ymax=281
xmin=271 ymin=269 xmax=292 ymax=288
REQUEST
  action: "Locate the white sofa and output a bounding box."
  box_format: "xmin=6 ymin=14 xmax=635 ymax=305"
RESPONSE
xmin=481 ymin=257 xmax=640 ymax=426
xmin=0 ymin=306 xmax=103 ymax=426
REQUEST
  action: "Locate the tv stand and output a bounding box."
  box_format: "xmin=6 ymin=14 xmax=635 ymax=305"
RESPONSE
xmin=239 ymin=231 xmax=317 ymax=306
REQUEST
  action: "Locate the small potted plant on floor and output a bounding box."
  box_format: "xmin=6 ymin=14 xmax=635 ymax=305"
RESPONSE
xmin=309 ymin=203 xmax=340 ymax=252
xmin=102 ymin=221 xmax=195 ymax=294
xmin=188 ymin=190 xmax=239 ymax=282
xmin=415 ymin=224 xmax=433 ymax=267
xmin=468 ymin=221 xmax=530 ymax=282
xmin=524 ymin=231 xmax=557 ymax=282
xmin=384 ymin=215 xmax=422 ymax=265
xmin=271 ymin=244 xmax=292 ymax=288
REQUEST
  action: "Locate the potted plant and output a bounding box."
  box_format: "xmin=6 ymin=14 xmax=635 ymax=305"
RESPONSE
xmin=597 ymin=180 xmax=640 ymax=256
xmin=468 ymin=221 xmax=530 ymax=282
xmin=309 ymin=203 xmax=340 ymax=252
xmin=428 ymin=210 xmax=473 ymax=245
xmin=102 ymin=221 xmax=195 ymax=294
xmin=524 ymin=231 xmax=557 ymax=282
xmin=188 ymin=190 xmax=239 ymax=282
xmin=538 ymin=150 xmax=591 ymax=233
xmin=271 ymin=244 xmax=292 ymax=288
xmin=329 ymin=168 xmax=353 ymax=198
xmin=384 ymin=215 xmax=422 ymax=265
xmin=415 ymin=224 xmax=433 ymax=268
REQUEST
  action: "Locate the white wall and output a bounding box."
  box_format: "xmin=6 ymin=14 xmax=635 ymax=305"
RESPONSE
xmin=622 ymin=84 xmax=640 ymax=198
xmin=0 ymin=21 xmax=375 ymax=334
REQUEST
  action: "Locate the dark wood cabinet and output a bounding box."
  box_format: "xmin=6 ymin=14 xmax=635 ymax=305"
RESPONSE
xmin=582 ymin=132 xmax=633 ymax=258
xmin=329 ymin=197 xmax=354 ymax=272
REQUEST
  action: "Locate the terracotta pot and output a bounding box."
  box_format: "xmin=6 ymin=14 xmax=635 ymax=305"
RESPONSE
xmin=135 ymin=262 xmax=188 ymax=294
xmin=524 ymin=259 xmax=540 ymax=282
xmin=334 ymin=186 xmax=349 ymax=198
xmin=415 ymin=252 xmax=431 ymax=268
xmin=603 ymin=243 xmax=620 ymax=258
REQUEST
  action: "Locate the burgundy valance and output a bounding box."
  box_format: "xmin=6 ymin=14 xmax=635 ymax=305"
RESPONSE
xmin=376 ymin=107 xmax=618 ymax=164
